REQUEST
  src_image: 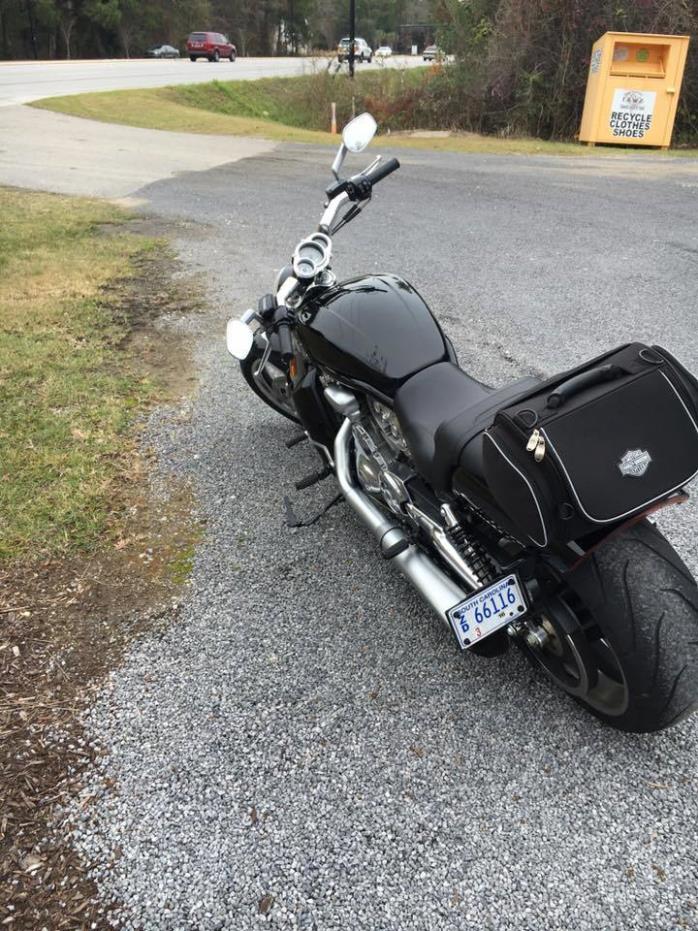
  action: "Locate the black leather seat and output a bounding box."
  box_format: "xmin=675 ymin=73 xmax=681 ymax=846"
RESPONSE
xmin=394 ymin=362 xmax=539 ymax=491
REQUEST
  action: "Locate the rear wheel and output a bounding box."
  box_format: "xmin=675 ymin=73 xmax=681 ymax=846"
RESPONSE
xmin=523 ymin=521 xmax=698 ymax=732
xmin=189 ymin=55 xmax=196 ymax=61
xmin=210 ymin=50 xmax=220 ymax=62
xmin=229 ymin=51 xmax=236 ymax=61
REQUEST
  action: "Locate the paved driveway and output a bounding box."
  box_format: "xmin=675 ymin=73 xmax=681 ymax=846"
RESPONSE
xmin=0 ymin=105 xmax=274 ymax=197
xmin=64 ymin=144 xmax=698 ymax=930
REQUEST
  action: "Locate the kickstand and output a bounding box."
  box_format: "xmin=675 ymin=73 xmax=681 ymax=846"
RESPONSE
xmin=283 ymin=492 xmax=344 ymax=528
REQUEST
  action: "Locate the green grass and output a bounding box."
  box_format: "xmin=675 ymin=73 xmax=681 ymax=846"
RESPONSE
xmin=35 ymin=86 xmax=334 ymax=144
xmin=33 ymin=69 xmax=698 ymax=157
xmin=0 ymin=189 xmax=157 ymax=562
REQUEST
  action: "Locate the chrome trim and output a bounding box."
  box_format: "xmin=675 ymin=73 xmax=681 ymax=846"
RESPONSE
xmin=405 ymin=504 xmax=482 ymax=591
xmin=310 ymin=438 xmax=334 ymax=468
xmin=324 ymin=385 xmax=361 ymax=421
xmin=319 ymin=191 xmax=350 ymax=232
xmin=276 ymin=275 xmax=299 ymax=307
xmin=331 ymin=143 xmax=347 ymax=180
xmin=361 ymin=155 xmax=383 ymax=176
xmin=251 ymin=333 xmax=295 ymax=418
xmin=292 ymin=235 xmax=332 ymax=280
xmin=440 ymin=504 xmax=459 ymax=530
xmin=334 ymin=419 xmax=471 ymax=624
xmin=252 ymin=332 xmax=272 ymax=380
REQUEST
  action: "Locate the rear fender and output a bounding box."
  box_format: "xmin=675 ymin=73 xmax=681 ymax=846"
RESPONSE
xmin=567 ymin=492 xmax=689 ymax=571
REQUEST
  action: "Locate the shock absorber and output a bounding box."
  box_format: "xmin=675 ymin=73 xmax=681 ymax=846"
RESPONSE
xmin=448 ymin=526 xmax=496 ymax=585
xmin=441 ymin=505 xmax=496 ymax=586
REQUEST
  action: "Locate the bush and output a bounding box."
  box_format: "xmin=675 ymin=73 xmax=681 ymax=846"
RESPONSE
xmin=435 ymin=0 xmax=698 ymax=143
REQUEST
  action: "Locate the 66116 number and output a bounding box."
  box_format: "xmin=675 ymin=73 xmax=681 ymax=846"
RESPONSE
xmin=447 ymin=574 xmax=527 ymax=651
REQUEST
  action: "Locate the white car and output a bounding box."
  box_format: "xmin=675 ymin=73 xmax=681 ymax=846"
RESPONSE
xmin=376 ymin=45 xmax=392 ymax=58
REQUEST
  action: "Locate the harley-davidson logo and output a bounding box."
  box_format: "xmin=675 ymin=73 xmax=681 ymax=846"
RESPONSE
xmin=619 ymin=449 xmax=652 ymax=478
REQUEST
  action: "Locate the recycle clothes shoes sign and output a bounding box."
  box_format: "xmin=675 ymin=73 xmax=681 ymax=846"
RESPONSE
xmin=609 ymin=89 xmax=656 ymax=139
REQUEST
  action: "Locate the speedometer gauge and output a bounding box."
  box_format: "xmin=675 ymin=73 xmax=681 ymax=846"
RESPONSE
xmin=293 ymin=233 xmax=332 ymax=280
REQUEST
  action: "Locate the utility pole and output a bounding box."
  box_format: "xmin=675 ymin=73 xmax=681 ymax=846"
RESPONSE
xmin=349 ymin=0 xmax=355 ymax=78
xmin=24 ymin=0 xmax=38 ymax=59
xmin=288 ymin=0 xmax=295 ymax=55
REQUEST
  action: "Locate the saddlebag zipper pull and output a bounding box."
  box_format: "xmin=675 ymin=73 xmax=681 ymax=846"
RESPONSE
xmin=534 ymin=434 xmax=546 ymax=462
xmin=526 ymin=429 xmax=540 ymax=452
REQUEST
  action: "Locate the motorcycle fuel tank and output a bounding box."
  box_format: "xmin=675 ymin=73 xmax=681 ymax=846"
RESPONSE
xmin=296 ymin=274 xmax=449 ymax=397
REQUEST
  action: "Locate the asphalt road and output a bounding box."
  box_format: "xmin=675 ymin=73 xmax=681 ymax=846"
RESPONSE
xmin=0 ymin=55 xmax=420 ymax=106
xmin=63 ymin=144 xmax=698 ymax=930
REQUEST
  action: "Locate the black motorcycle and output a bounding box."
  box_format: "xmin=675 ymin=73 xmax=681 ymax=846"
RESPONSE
xmin=227 ymin=113 xmax=698 ymax=733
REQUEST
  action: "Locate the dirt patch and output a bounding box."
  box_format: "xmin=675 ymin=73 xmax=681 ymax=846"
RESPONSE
xmin=0 ymin=225 xmax=205 ymax=930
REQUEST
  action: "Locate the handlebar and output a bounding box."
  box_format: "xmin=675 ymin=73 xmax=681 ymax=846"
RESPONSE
xmin=363 ymin=157 xmax=400 ymax=186
xmin=277 ymin=319 xmax=294 ymax=362
xmin=249 ymin=141 xmax=399 ymax=373
xmin=319 ymin=156 xmax=400 ymax=234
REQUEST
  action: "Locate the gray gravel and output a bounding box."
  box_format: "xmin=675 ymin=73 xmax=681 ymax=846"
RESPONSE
xmin=68 ymin=146 xmax=698 ymax=930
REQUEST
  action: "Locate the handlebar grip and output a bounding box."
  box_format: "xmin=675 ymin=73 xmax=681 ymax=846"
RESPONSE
xmin=277 ymin=320 xmax=294 ymax=363
xmin=366 ymin=157 xmax=400 ymax=185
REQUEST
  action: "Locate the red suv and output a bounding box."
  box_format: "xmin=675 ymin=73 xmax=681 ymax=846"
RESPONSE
xmin=186 ymin=32 xmax=237 ymax=62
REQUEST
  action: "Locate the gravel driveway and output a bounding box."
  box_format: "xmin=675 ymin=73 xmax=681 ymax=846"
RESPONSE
xmin=72 ymin=146 xmax=698 ymax=930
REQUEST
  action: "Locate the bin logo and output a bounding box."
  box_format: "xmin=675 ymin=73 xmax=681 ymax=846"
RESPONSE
xmin=619 ymin=449 xmax=652 ymax=478
xmin=621 ymin=90 xmax=646 ymax=110
xmin=609 ymin=89 xmax=656 ymax=139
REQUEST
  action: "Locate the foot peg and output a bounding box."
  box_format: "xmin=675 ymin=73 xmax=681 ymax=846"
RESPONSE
xmin=295 ymin=466 xmax=332 ymax=490
xmin=286 ymin=432 xmax=308 ymax=449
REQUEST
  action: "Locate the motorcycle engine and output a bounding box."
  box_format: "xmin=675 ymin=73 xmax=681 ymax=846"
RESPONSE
xmin=353 ymin=400 xmax=412 ymax=515
xmin=367 ymin=399 xmax=409 ymax=458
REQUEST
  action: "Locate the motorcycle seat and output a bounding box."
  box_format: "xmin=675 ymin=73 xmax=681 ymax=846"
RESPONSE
xmin=394 ymin=362 xmax=539 ymax=491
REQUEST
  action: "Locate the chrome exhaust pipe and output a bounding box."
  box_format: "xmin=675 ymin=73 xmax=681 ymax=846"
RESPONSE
xmin=333 ymin=417 xmax=470 ymax=626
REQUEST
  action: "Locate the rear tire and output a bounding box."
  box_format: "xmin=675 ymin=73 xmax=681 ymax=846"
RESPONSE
xmin=229 ymin=52 xmax=236 ymax=62
xmin=529 ymin=522 xmax=698 ymax=732
xmin=210 ymin=50 xmax=220 ymax=62
xmin=190 ymin=55 xmax=196 ymax=61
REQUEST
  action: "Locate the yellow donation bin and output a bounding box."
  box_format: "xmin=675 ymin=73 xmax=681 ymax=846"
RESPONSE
xmin=579 ymin=32 xmax=689 ymax=148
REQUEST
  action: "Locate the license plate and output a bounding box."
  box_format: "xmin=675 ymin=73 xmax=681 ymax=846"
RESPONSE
xmin=448 ymin=574 xmax=527 ymax=650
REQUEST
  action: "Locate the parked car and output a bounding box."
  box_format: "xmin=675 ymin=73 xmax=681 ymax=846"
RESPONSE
xmin=423 ymin=44 xmax=442 ymax=61
xmin=147 ymin=44 xmax=180 ymax=59
xmin=186 ymin=32 xmax=237 ymax=62
xmin=337 ymin=37 xmax=372 ymax=63
xmin=376 ymin=45 xmax=392 ymax=58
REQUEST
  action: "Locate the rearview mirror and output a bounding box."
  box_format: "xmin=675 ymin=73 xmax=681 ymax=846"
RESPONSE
xmin=332 ymin=112 xmax=378 ymax=179
xmin=342 ymin=112 xmax=377 ymax=153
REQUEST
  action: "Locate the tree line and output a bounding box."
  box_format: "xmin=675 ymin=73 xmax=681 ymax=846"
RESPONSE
xmin=435 ymin=0 xmax=697 ymax=142
xmin=0 ymin=0 xmax=432 ymax=60
xmin=2 ymin=0 xmax=695 ymax=143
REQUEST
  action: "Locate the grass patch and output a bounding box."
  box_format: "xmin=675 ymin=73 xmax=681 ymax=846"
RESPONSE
xmin=0 ymin=189 xmax=161 ymax=562
xmin=34 ymin=69 xmax=698 ymax=157
xmin=35 ymin=85 xmax=333 ymax=144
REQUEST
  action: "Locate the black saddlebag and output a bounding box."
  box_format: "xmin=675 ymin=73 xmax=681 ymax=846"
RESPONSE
xmin=482 ymin=343 xmax=698 ymax=547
